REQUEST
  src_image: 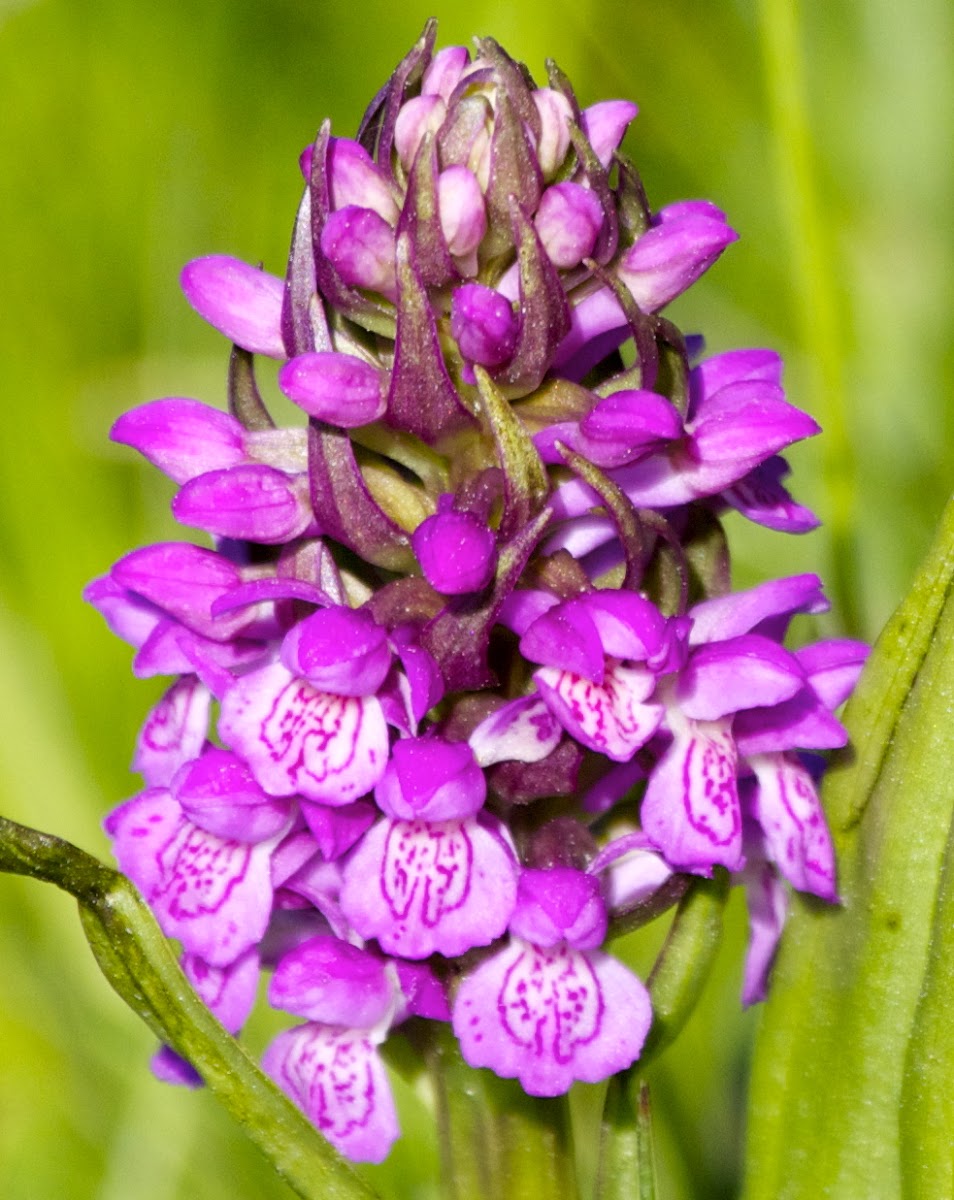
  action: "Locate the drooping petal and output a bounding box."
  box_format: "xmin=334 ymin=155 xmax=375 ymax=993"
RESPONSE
xmin=640 ymin=717 xmax=743 ymax=872
xmin=688 ymin=574 xmax=828 ymax=645
xmin=740 ymin=856 xmax=789 ymax=1006
xmin=748 ymin=752 xmax=837 ymax=900
xmin=534 ymin=662 xmax=663 ymax=762
xmin=340 ymin=816 xmax=518 ymax=958
xmin=453 ymin=938 xmax=651 ymax=1095
xmin=173 ymin=464 xmax=313 ymax=544
xmin=182 ymin=948 xmax=260 ymax=1032
xmin=219 ymin=661 xmax=389 ymax=804
xmin=263 ymin=1024 xmax=399 ymax=1164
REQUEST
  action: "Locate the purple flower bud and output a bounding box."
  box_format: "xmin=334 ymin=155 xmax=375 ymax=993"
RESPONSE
xmin=327 ymin=138 xmax=400 ymax=224
xmin=618 ymin=201 xmax=738 ymax=311
xmin=320 ymin=206 xmax=398 ymax=300
xmin=111 ymin=398 xmax=246 ymax=485
xmin=269 ymin=935 xmax=394 ymax=1028
xmin=533 ymin=182 xmax=604 ymax=269
xmin=375 ymin=736 xmax=486 ymax=821
xmin=421 ymin=45 xmax=470 ymax=101
xmin=580 ymin=100 xmax=639 ymax=167
xmin=278 ymin=351 xmax=387 ymax=426
xmin=180 ymin=256 xmax=285 ymax=357
xmin=394 ymin=94 xmax=447 ymax=170
xmin=532 ymin=88 xmax=574 ymax=178
xmin=450 ymin=283 xmax=518 ymax=367
xmin=412 ymin=508 xmax=496 ymax=594
xmin=281 ymin=606 xmax=391 ymax=697
xmin=509 ymin=867 xmax=607 ymax=949
xmin=438 ymin=166 xmax=487 ymax=263
xmin=172 ymin=464 xmax=313 ymax=544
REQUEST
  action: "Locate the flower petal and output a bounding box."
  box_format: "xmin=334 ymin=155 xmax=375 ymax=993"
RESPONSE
xmin=263 ymin=1024 xmax=399 ymax=1164
xmin=534 ymin=662 xmax=663 ymax=762
xmin=748 ymin=752 xmax=837 ymax=899
xmin=453 ymin=939 xmax=651 ymax=1095
xmin=219 ymin=661 xmax=389 ymax=804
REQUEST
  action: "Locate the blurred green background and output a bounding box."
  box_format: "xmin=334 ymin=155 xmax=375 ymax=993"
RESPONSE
xmin=0 ymin=0 xmax=951 ymax=1196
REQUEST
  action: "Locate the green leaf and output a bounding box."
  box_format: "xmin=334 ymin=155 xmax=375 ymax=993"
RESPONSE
xmin=744 ymin=495 xmax=954 ymax=1199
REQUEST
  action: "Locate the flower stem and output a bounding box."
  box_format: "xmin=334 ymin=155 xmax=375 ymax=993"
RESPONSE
xmin=594 ymin=1075 xmax=658 ymax=1200
xmin=430 ymin=1024 xmax=579 ymax=1200
xmin=0 ymin=814 xmax=378 ymax=1200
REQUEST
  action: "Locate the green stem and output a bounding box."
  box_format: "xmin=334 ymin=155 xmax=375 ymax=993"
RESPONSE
xmin=640 ymin=871 xmax=729 ymax=1065
xmin=0 ymin=814 xmax=378 ymax=1200
xmin=430 ymin=1025 xmax=579 ymax=1200
xmin=594 ymin=1075 xmax=658 ymax=1200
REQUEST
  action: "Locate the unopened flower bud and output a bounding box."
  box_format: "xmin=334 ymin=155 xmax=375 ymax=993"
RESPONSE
xmin=278 ymin=351 xmax=387 ymax=426
xmin=438 ymin=165 xmax=487 ymax=263
xmin=450 ymin=283 xmax=517 ymax=367
xmin=412 ymin=508 xmax=497 ymax=594
xmin=532 ymin=88 xmax=574 ymax=178
xmin=534 ymin=182 xmax=604 ymax=269
xmin=327 ymin=137 xmax=400 ymax=224
xmin=394 ymin=94 xmax=447 ymax=170
xmin=320 ymin=206 xmax=398 ymax=299
xmin=180 ymin=256 xmax=285 ymax=358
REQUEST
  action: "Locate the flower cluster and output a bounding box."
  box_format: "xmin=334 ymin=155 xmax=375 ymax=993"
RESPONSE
xmin=88 ymin=24 xmax=866 ymax=1164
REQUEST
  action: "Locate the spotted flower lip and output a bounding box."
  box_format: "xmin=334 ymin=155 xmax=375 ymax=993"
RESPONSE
xmin=90 ymin=24 xmax=865 ymax=1163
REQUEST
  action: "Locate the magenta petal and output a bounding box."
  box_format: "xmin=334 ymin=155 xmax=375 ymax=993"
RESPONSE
xmin=450 ymin=284 xmax=518 ymax=367
xmin=327 ymin=137 xmax=400 ymax=223
xmin=106 ymin=789 xmax=277 ymax=966
xmin=749 ymin=752 xmax=837 ymax=899
xmin=796 ymin=639 xmax=870 ymax=710
xmin=112 ymin=543 xmax=246 ymax=642
xmin=183 ymin=948 xmax=260 ymax=1033
xmin=111 ymin=398 xmax=246 ymax=484
xmin=693 ymin=348 xmax=783 ymax=395
xmin=151 ymin=1046 xmax=203 ymax=1088
xmin=741 ymin=858 xmax=789 ymax=1006
xmin=133 ymin=676 xmax=211 ymax=787
xmin=172 ymin=747 xmax=294 ymax=843
xmin=676 ymin=635 xmax=805 ymax=721
xmin=533 ymin=182 xmax=603 ymax=269
xmin=375 ymin=737 xmax=485 ymax=821
xmin=281 ymin=607 xmax=391 ymax=697
xmin=299 ymin=800 xmax=376 ymax=860
xmin=84 ymin=575 xmax=163 ymax=648
xmin=469 ymin=695 xmax=562 ymax=767
xmin=580 ymin=100 xmax=639 ymax=167
xmin=733 ymin=690 xmax=848 ymax=755
xmin=173 ymin=465 xmax=312 ymax=544
xmin=181 ymin=256 xmax=285 ymax=357
xmin=412 ymin=509 xmax=497 ymax=595
xmin=263 ymin=1024 xmax=399 ymax=1164
xmin=689 ymin=574 xmax=828 ymax=645
xmin=509 ymin=868 xmax=607 ymax=950
xmin=520 ymin=602 xmax=605 ymax=681
xmin=534 ymin=662 xmax=663 ymax=762
xmin=219 ymin=661 xmax=389 ymax=804
xmin=453 ymin=940 xmax=651 ymax=1095
xmin=640 ymin=719 xmax=743 ymax=872
xmin=340 ymin=817 xmax=518 ymax=958
xmin=723 ymin=456 xmax=821 ymax=533
xmin=268 ymin=935 xmax=393 ymax=1027
xmin=320 ymin=205 xmax=398 ymax=299
xmin=278 ymin=352 xmax=387 ymax=426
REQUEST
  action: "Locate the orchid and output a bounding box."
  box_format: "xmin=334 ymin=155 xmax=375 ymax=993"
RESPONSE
xmin=11 ymin=18 xmax=871 ymax=1193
